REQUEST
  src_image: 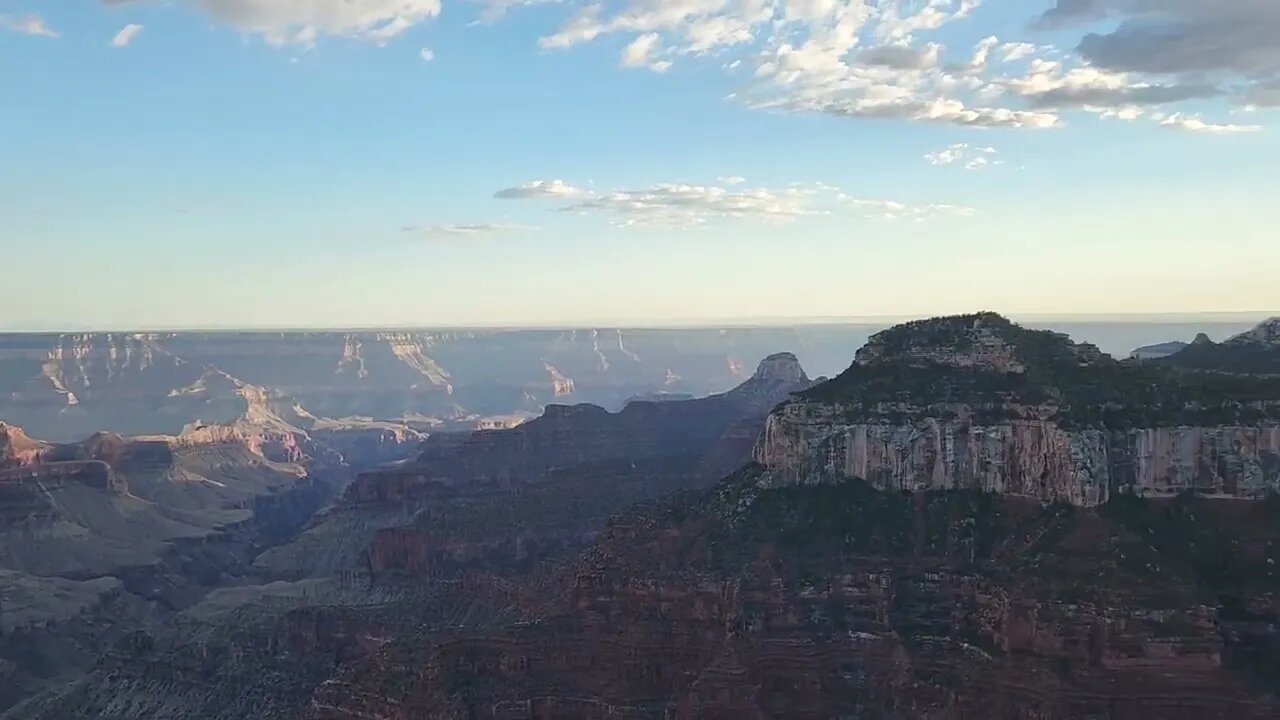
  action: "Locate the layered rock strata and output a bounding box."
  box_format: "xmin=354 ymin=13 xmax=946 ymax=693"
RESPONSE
xmin=755 ymin=314 xmax=1280 ymax=506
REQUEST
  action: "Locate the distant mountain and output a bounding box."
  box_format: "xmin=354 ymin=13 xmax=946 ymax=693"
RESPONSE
xmin=0 ymin=329 xmax=865 ymax=442
xmin=1155 ymin=318 xmax=1280 ymax=374
xmin=1129 ymin=338 xmax=1196 ymax=360
xmin=8 ymin=323 xmax=1264 ymax=444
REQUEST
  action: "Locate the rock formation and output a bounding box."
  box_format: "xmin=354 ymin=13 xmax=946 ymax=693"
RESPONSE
xmin=298 ymin=464 xmax=1280 ymax=720
xmin=7 ymin=352 xmax=812 ymax=718
xmin=255 ymin=352 xmax=812 ymax=581
xmin=755 ymin=313 xmax=1280 ymax=505
xmin=1130 ymin=340 xmax=1190 ymax=360
xmin=10 ymin=317 xmax=1280 ymax=720
xmin=292 ymin=315 xmax=1280 ymax=720
xmin=0 ymin=407 xmax=425 ymax=713
xmin=0 ymin=329 xmax=868 ymax=442
xmin=0 ymin=423 xmax=45 ymax=469
xmin=1157 ymin=318 xmax=1280 ymax=374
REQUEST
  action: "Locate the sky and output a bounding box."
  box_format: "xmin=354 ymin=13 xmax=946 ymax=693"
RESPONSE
xmin=1 ymin=0 xmax=1277 ymax=330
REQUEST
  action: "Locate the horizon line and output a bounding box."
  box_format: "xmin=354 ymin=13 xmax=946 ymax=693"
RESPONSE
xmin=0 ymin=311 xmax=1275 ymax=335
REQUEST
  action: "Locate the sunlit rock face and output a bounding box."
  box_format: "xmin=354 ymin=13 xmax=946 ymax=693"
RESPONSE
xmin=0 ymin=422 xmax=46 ymax=468
xmin=754 ymin=314 xmax=1280 ymax=506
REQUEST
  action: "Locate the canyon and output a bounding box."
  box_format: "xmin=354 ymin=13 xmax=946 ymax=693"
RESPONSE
xmin=3 ymin=315 xmax=1279 ymax=719
xmin=1 ymin=322 xmax=1260 ymax=444
xmin=0 ymin=403 xmax=426 ymax=713
xmin=1 ymin=349 xmax=816 ymax=717
xmin=0 ymin=328 xmax=865 ymax=443
xmin=298 ymin=314 xmax=1280 ymax=719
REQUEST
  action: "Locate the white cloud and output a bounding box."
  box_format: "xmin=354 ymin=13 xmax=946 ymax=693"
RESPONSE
xmin=1099 ymin=106 xmax=1144 ymax=121
xmin=112 ymin=24 xmax=144 ymax=48
xmin=494 ymin=179 xmax=587 ymax=199
xmin=521 ymin=0 xmax=1276 ymax=133
xmin=420 ymin=47 xmax=435 ymax=62
xmin=621 ymin=32 xmax=665 ymax=71
xmin=559 ymin=182 xmax=833 ymax=226
xmin=538 ymin=0 xmax=774 ymax=52
xmin=1004 ymin=64 xmax=1218 ymax=109
xmin=496 ymin=178 xmax=971 ymax=228
xmin=718 ymin=176 xmax=747 ymax=185
xmin=924 ymin=143 xmax=1000 ymax=170
xmin=1155 ymin=113 xmax=1263 ymax=134
xmin=102 ymin=0 xmax=442 ymax=46
xmin=402 ymin=223 xmax=533 ymax=237
xmin=760 ymin=93 xmax=1060 ymax=129
xmin=84 ymin=0 xmax=1274 ymax=136
xmin=999 ymin=42 xmax=1037 ymax=62
xmin=0 ymin=13 xmax=59 ymax=38
xmin=535 ymin=1 xmax=1077 ymax=130
xmin=845 ymin=198 xmax=976 ymax=222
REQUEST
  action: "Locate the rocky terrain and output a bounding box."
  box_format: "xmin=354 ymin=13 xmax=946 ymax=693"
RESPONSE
xmin=0 ymin=329 xmax=866 ymax=442
xmin=4 ymin=323 xmax=1255 ymax=444
xmin=304 ymin=465 xmax=1280 ymax=719
xmin=252 ymin=352 xmax=813 ymax=581
xmin=0 ymin=403 xmax=425 ymax=713
xmin=757 ymin=313 xmax=1280 ymax=505
xmin=5 ymin=351 xmax=813 ymax=718
xmin=295 ymin=314 xmax=1280 ymax=720
xmin=7 ymin=315 xmax=1280 ymax=719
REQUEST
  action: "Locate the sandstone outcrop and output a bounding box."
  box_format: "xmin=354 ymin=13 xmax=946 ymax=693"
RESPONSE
xmin=0 ymin=423 xmax=45 ymax=469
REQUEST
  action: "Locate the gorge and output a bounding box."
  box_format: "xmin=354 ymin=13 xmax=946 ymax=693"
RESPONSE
xmin=2 ymin=315 xmax=1279 ymax=719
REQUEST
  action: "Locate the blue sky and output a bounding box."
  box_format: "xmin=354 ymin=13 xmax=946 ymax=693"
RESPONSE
xmin=2 ymin=0 xmax=1276 ymax=330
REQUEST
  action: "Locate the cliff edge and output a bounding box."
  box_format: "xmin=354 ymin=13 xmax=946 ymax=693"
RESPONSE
xmin=755 ymin=313 xmax=1280 ymax=506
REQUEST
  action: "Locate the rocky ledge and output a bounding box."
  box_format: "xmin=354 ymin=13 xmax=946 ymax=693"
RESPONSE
xmin=755 ymin=313 xmax=1280 ymax=506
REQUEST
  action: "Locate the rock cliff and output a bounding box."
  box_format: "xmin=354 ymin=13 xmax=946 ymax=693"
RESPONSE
xmin=13 ymin=317 xmax=1280 ymax=720
xmin=300 ymin=467 xmax=1280 ymax=720
xmin=0 ymin=423 xmax=45 ymax=469
xmin=256 ymin=352 xmax=811 ymax=581
xmin=0 ymin=413 xmax=422 ymax=713
xmin=754 ymin=314 xmax=1280 ymax=506
xmin=0 ymin=329 xmax=864 ymax=442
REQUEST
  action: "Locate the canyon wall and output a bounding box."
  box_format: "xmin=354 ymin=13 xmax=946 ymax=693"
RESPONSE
xmin=0 ymin=329 xmax=867 ymax=442
xmin=257 ymin=353 xmax=813 ymax=582
xmin=755 ymin=313 xmax=1280 ymax=506
xmin=755 ymin=406 xmax=1280 ymax=506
